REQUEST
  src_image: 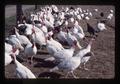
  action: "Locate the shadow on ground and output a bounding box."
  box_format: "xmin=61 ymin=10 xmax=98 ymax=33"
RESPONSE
xmin=33 ymin=57 xmax=57 ymax=68
xmin=38 ymin=72 xmax=61 ymax=78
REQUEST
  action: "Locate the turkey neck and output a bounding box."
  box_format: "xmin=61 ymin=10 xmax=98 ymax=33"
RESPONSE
xmin=15 ymin=29 xmax=20 ymax=38
xmin=75 ymin=39 xmax=93 ymax=58
xmin=31 ymin=27 xmax=37 ymax=40
xmin=12 ymin=54 xmax=22 ymax=68
xmin=73 ymin=53 xmax=81 ymax=60
xmin=12 ymin=46 xmax=17 ymax=53
xmin=67 ymin=31 xmax=71 ymax=36
xmin=86 ymin=39 xmax=93 ymax=51
xmin=69 ymin=47 xmax=75 ymax=54
xmin=70 ymin=43 xmax=77 ymax=51
xmin=79 ymin=26 xmax=85 ymax=36
xmin=32 ymin=42 xmax=35 ymax=48
xmin=37 ymin=14 xmax=39 ymax=21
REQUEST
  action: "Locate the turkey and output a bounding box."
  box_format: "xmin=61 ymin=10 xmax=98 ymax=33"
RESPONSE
xmin=50 ymin=38 xmax=95 ymax=78
xmin=5 ymin=42 xmax=20 ymax=56
xmin=51 ymin=5 xmax=59 ymax=14
xmin=70 ymin=20 xmax=85 ymax=40
xmin=56 ymin=28 xmax=68 ymax=44
xmin=17 ymin=23 xmax=27 ymax=35
xmin=76 ymin=14 xmax=82 ymax=21
xmin=46 ymin=33 xmax=64 ymax=56
xmin=86 ymin=22 xmax=99 ymax=37
xmin=24 ymin=39 xmax=37 ymax=64
xmin=76 ymin=38 xmax=95 ymax=70
xmin=5 ymin=45 xmax=18 ymax=66
xmin=66 ymin=29 xmax=82 ymax=49
xmin=5 ymin=42 xmax=13 ymax=54
xmin=40 ymin=25 xmax=48 ymax=35
xmin=107 ymin=13 xmax=113 ymax=20
xmin=53 ymin=40 xmax=80 ymax=63
xmin=97 ymin=22 xmax=106 ymax=31
xmin=49 ymin=55 xmax=80 ymax=78
xmin=14 ymin=27 xmax=31 ymax=46
xmin=80 ymin=52 xmax=95 ymax=70
xmin=5 ymin=53 xmax=13 ymax=66
xmin=40 ymin=14 xmax=54 ymax=29
xmin=10 ymin=53 xmax=36 ymax=78
xmin=23 ymin=21 xmax=42 ymax=36
xmin=30 ymin=24 xmax=47 ymax=48
xmin=5 ymin=35 xmax=24 ymax=51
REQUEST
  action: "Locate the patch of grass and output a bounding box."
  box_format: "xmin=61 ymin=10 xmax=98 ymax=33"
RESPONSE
xmin=5 ymin=15 xmax=16 ymax=37
xmin=5 ymin=15 xmax=16 ymax=25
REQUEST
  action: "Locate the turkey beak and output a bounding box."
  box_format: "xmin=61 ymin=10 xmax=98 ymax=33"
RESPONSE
xmin=91 ymin=52 xmax=95 ymax=57
xmin=74 ymin=41 xmax=82 ymax=49
xmin=18 ymin=46 xmax=24 ymax=51
xmin=83 ymin=37 xmax=89 ymax=44
xmin=45 ymin=37 xmax=47 ymax=43
xmin=32 ymin=28 xmax=35 ymax=34
xmin=10 ymin=53 xmax=15 ymax=61
xmin=14 ymin=27 xmax=19 ymax=32
xmin=12 ymin=46 xmax=17 ymax=53
xmin=89 ymin=38 xmax=95 ymax=45
xmin=26 ymin=35 xmax=32 ymax=41
xmin=45 ymin=35 xmax=49 ymax=43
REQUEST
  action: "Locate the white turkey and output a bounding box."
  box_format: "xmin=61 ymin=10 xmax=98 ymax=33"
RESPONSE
xmin=23 ymin=21 xmax=42 ymax=36
xmin=68 ymin=17 xmax=74 ymax=27
xmin=5 ymin=45 xmax=18 ymax=66
xmin=14 ymin=27 xmax=31 ymax=46
xmin=40 ymin=14 xmax=54 ymax=29
xmin=5 ymin=42 xmax=20 ymax=56
xmin=10 ymin=53 xmax=36 ymax=78
xmin=80 ymin=52 xmax=95 ymax=70
xmin=50 ymin=38 xmax=95 ymax=78
xmin=40 ymin=24 xmax=48 ymax=35
xmin=70 ymin=20 xmax=85 ymax=40
xmin=5 ymin=42 xmax=13 ymax=54
xmin=97 ymin=22 xmax=107 ymax=31
xmin=107 ymin=12 xmax=113 ymax=20
xmin=76 ymin=38 xmax=95 ymax=70
xmin=94 ymin=9 xmax=98 ymax=12
xmin=51 ymin=5 xmax=59 ymax=13
xmin=76 ymin=14 xmax=82 ymax=21
xmin=45 ymin=33 xmax=64 ymax=61
xmin=53 ymin=40 xmax=80 ymax=63
xmin=66 ymin=29 xmax=82 ymax=49
xmin=24 ymin=41 xmax=37 ymax=64
xmin=24 ymin=29 xmax=37 ymax=64
xmin=56 ymin=28 xmax=68 ymax=44
xmin=5 ymin=53 xmax=13 ymax=66
xmin=49 ymin=55 xmax=80 ymax=78
xmin=5 ymin=35 xmax=24 ymax=51
xmin=29 ymin=24 xmax=46 ymax=48
xmin=85 ymin=16 xmax=90 ymax=20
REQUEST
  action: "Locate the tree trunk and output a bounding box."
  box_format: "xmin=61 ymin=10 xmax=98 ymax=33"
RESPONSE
xmin=35 ymin=5 xmax=37 ymax=10
xmin=16 ymin=5 xmax=23 ymax=24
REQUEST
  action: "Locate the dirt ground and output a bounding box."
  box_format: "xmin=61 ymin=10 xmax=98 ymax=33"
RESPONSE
xmin=5 ymin=5 xmax=115 ymax=79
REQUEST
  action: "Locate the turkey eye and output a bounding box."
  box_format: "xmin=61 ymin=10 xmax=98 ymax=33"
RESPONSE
xmin=10 ymin=54 xmax=14 ymax=59
xmin=48 ymin=36 xmax=51 ymax=40
xmin=73 ymin=40 xmax=77 ymax=45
